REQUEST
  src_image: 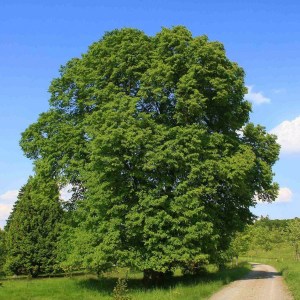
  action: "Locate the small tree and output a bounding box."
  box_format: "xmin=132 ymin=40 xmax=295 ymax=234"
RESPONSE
xmin=287 ymin=218 xmax=300 ymax=261
xmin=229 ymin=230 xmax=250 ymax=265
xmin=113 ymin=277 xmax=132 ymax=300
xmin=5 ymin=175 xmax=63 ymax=277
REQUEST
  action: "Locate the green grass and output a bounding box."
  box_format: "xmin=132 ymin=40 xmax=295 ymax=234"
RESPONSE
xmin=242 ymin=243 xmax=300 ymax=300
xmin=0 ymin=263 xmax=251 ymax=300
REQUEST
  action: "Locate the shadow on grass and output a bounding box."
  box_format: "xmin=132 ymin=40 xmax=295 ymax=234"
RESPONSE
xmin=76 ymin=263 xmax=250 ymax=295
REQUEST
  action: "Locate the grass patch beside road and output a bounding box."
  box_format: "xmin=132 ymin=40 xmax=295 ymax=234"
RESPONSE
xmin=0 ymin=263 xmax=250 ymax=300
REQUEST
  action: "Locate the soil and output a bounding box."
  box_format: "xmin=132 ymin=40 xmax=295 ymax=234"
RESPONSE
xmin=209 ymin=263 xmax=293 ymax=300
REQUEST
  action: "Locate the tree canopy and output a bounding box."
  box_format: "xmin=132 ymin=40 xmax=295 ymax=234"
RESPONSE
xmin=20 ymin=26 xmax=280 ymax=277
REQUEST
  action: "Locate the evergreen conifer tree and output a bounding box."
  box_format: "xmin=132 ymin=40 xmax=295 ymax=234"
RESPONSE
xmin=5 ymin=176 xmax=63 ymax=277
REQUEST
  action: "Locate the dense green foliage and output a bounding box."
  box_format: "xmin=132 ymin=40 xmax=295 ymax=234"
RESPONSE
xmin=4 ymin=176 xmax=63 ymax=277
xmin=18 ymin=26 xmax=279 ymax=277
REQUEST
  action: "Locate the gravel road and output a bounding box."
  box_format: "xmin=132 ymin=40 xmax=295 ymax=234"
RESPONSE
xmin=209 ymin=263 xmax=293 ymax=300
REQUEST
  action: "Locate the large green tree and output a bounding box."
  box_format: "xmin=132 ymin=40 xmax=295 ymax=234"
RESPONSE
xmin=5 ymin=176 xmax=63 ymax=277
xmin=20 ymin=26 xmax=280 ymax=279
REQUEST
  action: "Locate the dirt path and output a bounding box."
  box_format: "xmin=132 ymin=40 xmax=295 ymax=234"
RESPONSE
xmin=209 ymin=263 xmax=293 ymax=300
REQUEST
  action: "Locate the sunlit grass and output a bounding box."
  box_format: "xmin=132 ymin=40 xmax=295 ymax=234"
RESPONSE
xmin=0 ymin=263 xmax=250 ymax=300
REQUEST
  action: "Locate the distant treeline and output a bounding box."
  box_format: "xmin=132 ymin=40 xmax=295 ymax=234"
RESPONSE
xmin=229 ymin=217 xmax=300 ymax=262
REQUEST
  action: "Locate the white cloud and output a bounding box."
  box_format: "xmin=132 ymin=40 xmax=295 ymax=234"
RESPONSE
xmin=0 ymin=204 xmax=12 ymax=219
xmin=271 ymin=116 xmax=300 ymax=153
xmin=245 ymin=85 xmax=270 ymax=105
xmin=0 ymin=190 xmax=18 ymax=201
xmin=0 ymin=189 xmax=19 ymax=228
xmin=275 ymin=187 xmax=293 ymax=203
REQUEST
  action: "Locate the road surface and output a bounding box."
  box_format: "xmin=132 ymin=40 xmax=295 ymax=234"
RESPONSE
xmin=209 ymin=263 xmax=293 ymax=300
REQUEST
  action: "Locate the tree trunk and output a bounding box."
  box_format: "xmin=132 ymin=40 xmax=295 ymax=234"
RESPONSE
xmin=143 ymin=269 xmax=165 ymax=285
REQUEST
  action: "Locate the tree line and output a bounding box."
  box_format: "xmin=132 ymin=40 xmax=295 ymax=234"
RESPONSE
xmin=0 ymin=26 xmax=280 ymax=281
xmin=229 ymin=217 xmax=300 ymax=263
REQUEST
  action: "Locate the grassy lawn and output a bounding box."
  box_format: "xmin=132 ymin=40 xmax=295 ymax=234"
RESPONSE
xmin=0 ymin=263 xmax=250 ymax=300
xmin=242 ymin=243 xmax=300 ymax=300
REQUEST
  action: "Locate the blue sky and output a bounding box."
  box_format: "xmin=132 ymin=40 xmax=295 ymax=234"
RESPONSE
xmin=1 ymin=0 xmax=300 ymax=227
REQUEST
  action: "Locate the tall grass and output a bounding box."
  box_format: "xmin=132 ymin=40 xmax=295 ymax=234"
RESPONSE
xmin=0 ymin=263 xmax=250 ymax=300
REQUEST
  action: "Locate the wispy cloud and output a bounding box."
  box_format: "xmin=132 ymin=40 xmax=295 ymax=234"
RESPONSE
xmin=0 ymin=190 xmax=18 ymax=201
xmin=0 ymin=204 xmax=13 ymax=219
xmin=0 ymin=189 xmax=19 ymax=228
xmin=271 ymin=116 xmax=300 ymax=153
xmin=245 ymin=85 xmax=270 ymax=105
